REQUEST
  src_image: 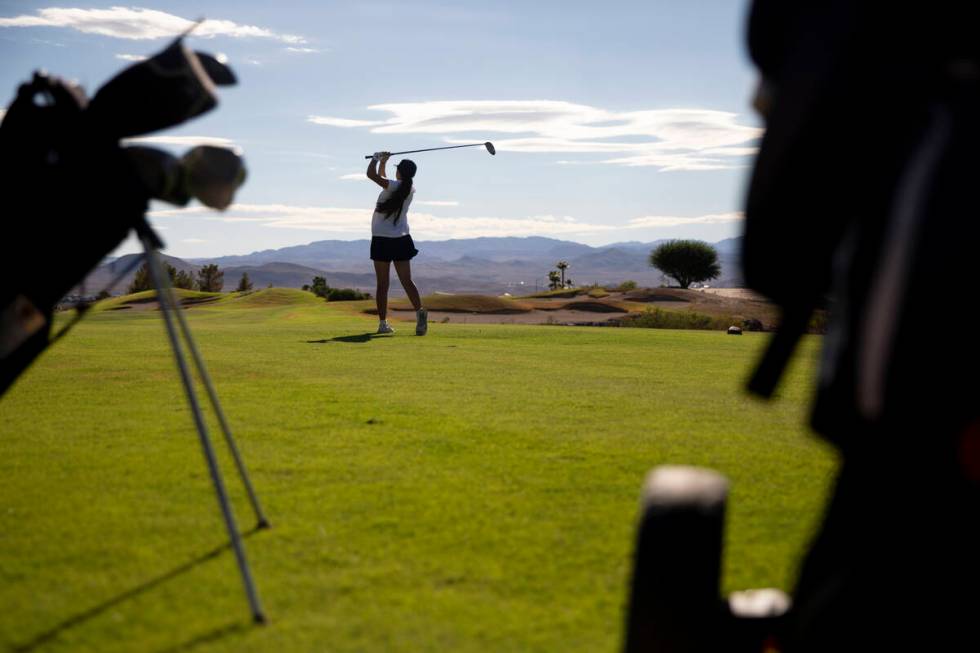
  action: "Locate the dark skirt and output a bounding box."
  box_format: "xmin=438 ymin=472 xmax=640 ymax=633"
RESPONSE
xmin=370 ymin=235 xmax=419 ymax=262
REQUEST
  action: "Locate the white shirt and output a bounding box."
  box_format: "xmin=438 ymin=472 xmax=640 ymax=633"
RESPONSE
xmin=371 ymin=179 xmax=414 ymax=238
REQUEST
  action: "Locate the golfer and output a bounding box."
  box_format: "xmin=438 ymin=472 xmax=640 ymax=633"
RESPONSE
xmin=366 ymin=151 xmax=427 ymax=335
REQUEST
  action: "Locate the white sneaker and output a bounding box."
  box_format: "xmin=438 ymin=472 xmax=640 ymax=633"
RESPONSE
xmin=377 ymin=321 xmax=394 ymax=334
xmin=416 ymin=308 xmax=428 ymax=336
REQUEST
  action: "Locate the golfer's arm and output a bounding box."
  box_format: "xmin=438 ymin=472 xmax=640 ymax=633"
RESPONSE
xmin=366 ymin=158 xmax=389 ymax=188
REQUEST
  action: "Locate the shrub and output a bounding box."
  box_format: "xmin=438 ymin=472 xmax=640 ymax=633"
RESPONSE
xmin=326 ymin=287 xmax=369 ymax=301
xmin=618 ymin=307 xmax=736 ymax=331
xmin=309 ymin=276 xmax=329 ymax=298
xmin=617 ymin=280 xmax=638 ymax=291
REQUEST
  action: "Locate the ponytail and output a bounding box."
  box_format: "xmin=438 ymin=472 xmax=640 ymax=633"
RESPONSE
xmin=376 ymin=159 xmax=417 ymax=224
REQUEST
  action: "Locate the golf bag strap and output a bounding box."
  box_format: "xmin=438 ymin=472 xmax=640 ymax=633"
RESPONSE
xmin=747 ymin=306 xmax=812 ymax=398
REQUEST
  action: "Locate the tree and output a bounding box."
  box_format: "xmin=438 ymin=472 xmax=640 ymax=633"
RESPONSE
xmin=548 ymin=270 xmax=562 ymax=290
xmin=174 ymin=269 xmax=195 ymax=290
xmin=309 ymin=276 xmax=329 ymax=298
xmin=96 ymin=289 xmax=112 ymax=300
xmin=556 ymin=260 xmax=569 ymax=288
xmin=236 ymin=272 xmax=254 ymax=292
xmin=128 ymin=264 xmax=152 ymax=294
xmin=197 ymin=264 xmax=224 ymax=292
xmin=649 ymin=240 xmax=721 ymax=289
xmin=128 ymin=262 xmax=177 ymax=294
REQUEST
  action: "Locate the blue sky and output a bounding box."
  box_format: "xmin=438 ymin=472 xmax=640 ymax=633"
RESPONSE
xmin=0 ymin=1 xmax=760 ymax=258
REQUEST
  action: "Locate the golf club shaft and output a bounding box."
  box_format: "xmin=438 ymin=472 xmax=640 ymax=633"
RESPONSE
xmin=364 ymin=143 xmax=485 ymax=159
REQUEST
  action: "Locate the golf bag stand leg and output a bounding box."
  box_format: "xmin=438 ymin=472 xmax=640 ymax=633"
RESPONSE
xmin=166 ymin=271 xmax=270 ymax=529
xmin=136 ymin=219 xmax=267 ymax=624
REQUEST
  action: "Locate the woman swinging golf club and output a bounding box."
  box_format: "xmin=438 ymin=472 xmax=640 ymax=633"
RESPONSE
xmin=366 ymin=151 xmax=427 ymax=335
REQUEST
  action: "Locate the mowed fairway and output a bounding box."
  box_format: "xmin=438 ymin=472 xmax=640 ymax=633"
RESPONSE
xmin=0 ymin=289 xmax=836 ymax=652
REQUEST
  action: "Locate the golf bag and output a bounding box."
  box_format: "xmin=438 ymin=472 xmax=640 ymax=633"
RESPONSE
xmin=0 ymin=35 xmax=242 ymax=396
xmin=742 ymin=1 xmax=980 ymax=648
xmin=0 ymin=35 xmax=268 ymax=623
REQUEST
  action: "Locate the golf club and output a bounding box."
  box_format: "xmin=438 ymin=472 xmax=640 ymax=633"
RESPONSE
xmin=364 ymin=141 xmax=495 ymax=159
xmin=182 ymin=145 xmax=247 ymax=210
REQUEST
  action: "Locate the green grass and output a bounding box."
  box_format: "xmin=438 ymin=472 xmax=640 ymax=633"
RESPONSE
xmin=0 ymin=289 xmax=837 ymax=652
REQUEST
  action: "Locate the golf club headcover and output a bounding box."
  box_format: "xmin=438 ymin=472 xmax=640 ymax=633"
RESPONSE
xmin=87 ymin=35 xmax=218 ymax=139
xmin=623 ymin=466 xmax=729 ymax=653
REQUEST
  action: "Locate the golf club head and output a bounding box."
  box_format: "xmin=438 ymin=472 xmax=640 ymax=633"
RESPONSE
xmin=195 ymin=51 xmax=237 ymax=86
xmin=87 ymin=35 xmax=217 ymax=139
xmin=485 ymin=142 xmax=496 ymax=155
xmin=124 ymin=146 xmax=191 ymax=206
xmin=181 ymin=145 xmax=246 ymax=210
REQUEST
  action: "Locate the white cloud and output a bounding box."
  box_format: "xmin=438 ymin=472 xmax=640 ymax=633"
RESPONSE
xmin=181 ymin=238 xmax=206 ymax=243
xmin=338 ymin=173 xmax=364 ymax=180
xmin=0 ymin=7 xmax=305 ymax=43
xmin=628 ymin=212 xmax=744 ymax=228
xmin=308 ymin=100 xmax=761 ymax=171
xmin=308 ymin=115 xmax=385 ymax=128
xmin=285 ymin=47 xmax=319 ymax=53
xmin=122 ymin=135 xmax=236 ymax=147
xmin=149 ymin=203 xmax=615 ymax=238
xmin=416 ymin=200 xmax=460 ymax=207
xmin=115 ymin=53 xmax=146 ymax=61
xmin=148 ymin=203 xmax=739 ymax=240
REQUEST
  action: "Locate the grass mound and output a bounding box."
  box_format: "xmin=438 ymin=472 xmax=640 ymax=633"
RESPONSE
xmin=226 ymin=287 xmax=322 ymax=307
xmin=387 ymin=294 xmax=532 ymax=314
xmin=523 ymin=288 xmax=581 ymax=299
xmin=97 ymin=289 xmax=224 ymax=309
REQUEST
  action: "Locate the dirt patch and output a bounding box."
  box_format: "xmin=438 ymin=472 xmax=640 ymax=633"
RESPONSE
xmin=373 ymin=288 xmax=779 ymax=329
xmin=382 ymin=294 xmax=532 ymax=314
xmin=700 ymin=288 xmax=767 ymax=301
xmin=392 ymin=309 xmax=624 ymax=325
xmin=624 ymin=289 xmax=692 ymax=302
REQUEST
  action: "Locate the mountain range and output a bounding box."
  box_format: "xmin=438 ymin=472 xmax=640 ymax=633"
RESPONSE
xmin=83 ymin=236 xmax=744 ymax=296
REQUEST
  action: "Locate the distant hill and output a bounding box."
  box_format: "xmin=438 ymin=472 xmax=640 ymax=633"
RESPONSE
xmin=79 ymin=236 xmax=743 ymax=296
xmin=198 ymin=236 xmax=744 ymax=288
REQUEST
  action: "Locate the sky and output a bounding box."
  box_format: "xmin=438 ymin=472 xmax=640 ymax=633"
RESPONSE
xmin=0 ymin=1 xmax=761 ymax=258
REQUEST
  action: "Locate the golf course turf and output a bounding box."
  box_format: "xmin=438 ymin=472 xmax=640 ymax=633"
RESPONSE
xmin=0 ymin=288 xmax=836 ymax=652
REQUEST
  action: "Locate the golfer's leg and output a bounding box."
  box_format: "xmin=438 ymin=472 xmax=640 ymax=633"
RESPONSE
xmin=393 ymin=260 xmax=422 ymax=311
xmin=374 ymin=261 xmax=391 ymax=320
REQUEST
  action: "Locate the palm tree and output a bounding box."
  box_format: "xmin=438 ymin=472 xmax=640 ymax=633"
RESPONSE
xmin=548 ymin=270 xmax=562 ymax=290
xmin=555 ymin=260 xmax=569 ymax=288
